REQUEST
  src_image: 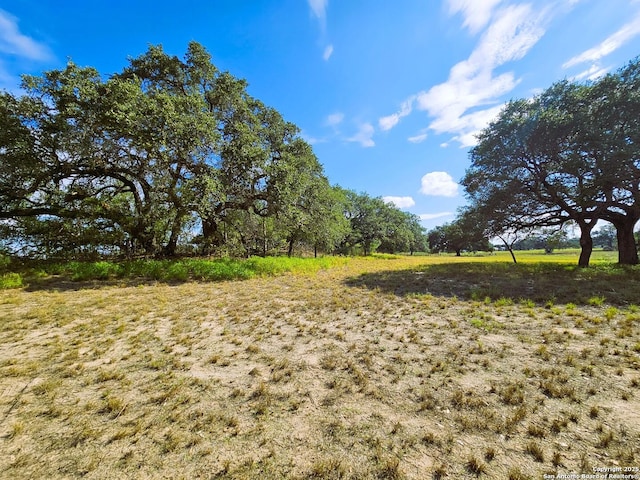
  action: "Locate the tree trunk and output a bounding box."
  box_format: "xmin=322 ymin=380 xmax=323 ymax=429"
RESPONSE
xmin=163 ymin=237 xmax=178 ymax=258
xmin=262 ymin=218 xmax=267 ymax=257
xmin=201 ymin=218 xmax=219 ymax=256
xmin=498 ymin=236 xmax=517 ymax=264
xmin=288 ymin=238 xmax=294 ymax=257
xmin=163 ymin=212 xmax=185 ymax=258
xmin=578 ymin=228 xmax=593 ymax=268
xmin=615 ymin=218 xmax=639 ymax=265
xmin=455 ymin=249 xmax=461 ymax=257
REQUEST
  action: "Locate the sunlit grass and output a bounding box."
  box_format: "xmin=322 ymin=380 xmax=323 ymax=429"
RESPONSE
xmin=8 ymin=256 xmax=350 ymax=285
xmin=424 ymin=248 xmax=618 ymax=264
xmin=0 ymin=272 xmax=23 ymax=289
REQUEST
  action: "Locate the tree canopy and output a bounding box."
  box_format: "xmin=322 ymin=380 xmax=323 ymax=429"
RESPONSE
xmin=427 ymin=214 xmax=490 ymax=257
xmin=0 ymin=43 xmax=425 ymax=259
xmin=462 ymin=58 xmax=640 ymax=266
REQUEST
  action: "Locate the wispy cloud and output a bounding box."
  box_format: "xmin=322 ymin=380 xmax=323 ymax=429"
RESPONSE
xmin=377 ymin=2 xmax=549 ymax=147
xmin=348 ymin=123 xmax=375 ymax=148
xmin=571 ymin=63 xmax=610 ymax=81
xmin=0 ymin=9 xmax=53 ymax=91
xmin=300 ymin=131 xmax=323 ymax=145
xmin=325 ymin=112 xmax=344 ymax=127
xmin=383 ymin=196 xmax=415 ymax=208
xmin=416 ymin=4 xmax=547 ymax=147
xmin=419 ymin=212 xmax=455 ymax=221
xmin=308 ymin=0 xmax=329 ymax=29
xmin=447 ymin=0 xmax=503 ymax=34
xmin=308 ymin=0 xmax=333 ymax=61
xmin=0 ymin=9 xmax=52 ymax=61
xmin=563 ymin=12 xmax=640 ymax=69
xmin=420 ymin=172 xmax=459 ymax=197
xmin=378 ymin=96 xmax=415 ymax=131
xmin=408 ymin=132 xmax=428 ymax=144
xmin=323 ymin=44 xmax=334 ymax=61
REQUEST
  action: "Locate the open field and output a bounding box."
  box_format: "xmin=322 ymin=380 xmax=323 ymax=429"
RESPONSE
xmin=1 ymin=252 xmax=639 ymax=479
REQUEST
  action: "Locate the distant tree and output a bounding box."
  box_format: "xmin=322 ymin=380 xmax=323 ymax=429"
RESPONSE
xmin=303 ymin=186 xmax=351 ymax=257
xmin=406 ymin=213 xmax=428 ymax=255
xmin=377 ymin=208 xmax=413 ymax=254
xmin=341 ymin=191 xmax=387 ymax=255
xmin=592 ymin=224 xmax=617 ymax=250
xmin=538 ymin=228 xmax=568 ymax=254
xmin=457 ymin=205 xmax=532 ymax=263
xmin=427 ymin=216 xmax=489 ymax=257
xmin=338 ymin=191 xmax=423 ymax=256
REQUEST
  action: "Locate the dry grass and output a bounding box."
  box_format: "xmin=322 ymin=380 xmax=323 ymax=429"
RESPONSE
xmin=1 ymin=254 xmax=639 ymax=479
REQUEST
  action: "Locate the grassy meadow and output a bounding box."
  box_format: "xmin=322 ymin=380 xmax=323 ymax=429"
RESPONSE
xmin=1 ymin=250 xmax=639 ymax=479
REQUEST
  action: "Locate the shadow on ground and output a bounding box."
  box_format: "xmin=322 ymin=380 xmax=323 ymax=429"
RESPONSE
xmin=345 ymin=262 xmax=640 ymax=306
xmin=21 ymin=276 xmax=182 ymax=293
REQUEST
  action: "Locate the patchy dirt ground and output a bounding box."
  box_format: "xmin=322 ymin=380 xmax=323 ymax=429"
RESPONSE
xmin=1 ymin=257 xmax=639 ymax=479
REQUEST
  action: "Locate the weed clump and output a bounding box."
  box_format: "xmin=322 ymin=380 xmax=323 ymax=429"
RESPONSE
xmin=0 ymin=273 xmax=23 ymax=289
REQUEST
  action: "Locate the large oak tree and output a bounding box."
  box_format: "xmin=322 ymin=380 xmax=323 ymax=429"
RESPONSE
xmin=462 ymin=59 xmax=640 ymax=266
xmin=0 ymin=43 xmax=341 ymax=258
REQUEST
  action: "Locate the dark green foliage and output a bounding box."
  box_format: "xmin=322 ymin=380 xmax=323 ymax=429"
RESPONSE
xmin=462 ymin=57 xmax=640 ymax=266
xmin=0 ymin=43 xmax=379 ymax=260
xmin=427 ymin=217 xmax=490 ymax=256
xmin=339 ymin=190 xmax=426 ymax=256
xmin=0 ymin=42 xmax=423 ymax=260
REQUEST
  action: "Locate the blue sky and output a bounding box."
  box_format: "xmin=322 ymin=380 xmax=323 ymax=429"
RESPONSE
xmin=2 ymin=0 xmax=640 ymax=230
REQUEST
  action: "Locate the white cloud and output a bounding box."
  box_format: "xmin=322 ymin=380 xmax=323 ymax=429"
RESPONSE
xmin=323 ymin=44 xmax=334 ymax=61
xmin=447 ymin=0 xmax=503 ymax=34
xmin=446 ymin=104 xmax=505 ymax=148
xmin=0 ymin=10 xmax=53 ymax=92
xmin=326 ymin=112 xmax=344 ymax=127
xmin=419 ymin=212 xmax=455 ymax=221
xmin=383 ymin=196 xmax=416 ymax=208
xmin=563 ymin=12 xmax=640 ymax=68
xmin=408 ymin=133 xmax=428 ymax=144
xmin=379 ymin=113 xmax=401 ymax=131
xmin=571 ymin=63 xmax=610 ymax=82
xmin=347 ymin=123 xmax=375 ymax=147
xmin=300 ymin=131 xmax=323 ymax=145
xmin=308 ymin=0 xmax=328 ymax=28
xmin=378 ymin=96 xmax=415 ymax=131
xmin=420 ymin=172 xmax=459 ymax=197
xmin=415 ymin=3 xmax=547 ymax=147
xmin=0 ymin=9 xmax=52 ymax=61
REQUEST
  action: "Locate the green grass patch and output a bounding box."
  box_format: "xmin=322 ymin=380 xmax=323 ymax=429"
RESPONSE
xmin=11 ymin=256 xmax=349 ymax=285
xmin=432 ymin=249 xmax=618 ymax=264
xmin=245 ymin=256 xmax=347 ymax=276
xmin=0 ymin=273 xmax=23 ymax=289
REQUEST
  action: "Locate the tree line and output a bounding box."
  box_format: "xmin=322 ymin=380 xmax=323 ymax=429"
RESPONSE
xmin=429 ymin=57 xmax=640 ymax=266
xmin=0 ymin=42 xmax=426 ymax=259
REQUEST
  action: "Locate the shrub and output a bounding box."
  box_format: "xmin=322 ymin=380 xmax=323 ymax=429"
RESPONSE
xmin=0 ymin=272 xmax=23 ymax=289
xmin=69 ymin=261 xmax=121 ymax=281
